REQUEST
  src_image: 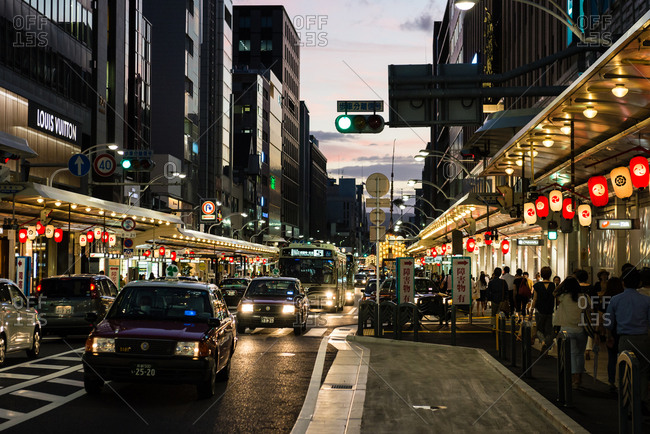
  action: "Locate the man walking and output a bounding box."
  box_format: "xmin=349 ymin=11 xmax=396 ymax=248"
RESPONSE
xmin=530 ymin=266 xmax=556 ymax=352
xmin=501 ymin=266 xmax=516 ymax=314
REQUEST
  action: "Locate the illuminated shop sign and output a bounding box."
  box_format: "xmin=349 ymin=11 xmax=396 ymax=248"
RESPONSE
xmin=597 ymin=219 xmax=633 ymax=230
xmin=517 ymin=239 xmax=543 ymax=246
xmin=28 ymin=102 xmax=81 ymax=144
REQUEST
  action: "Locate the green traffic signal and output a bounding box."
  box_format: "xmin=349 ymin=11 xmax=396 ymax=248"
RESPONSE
xmin=335 ymin=114 xmax=384 ymax=134
xmin=121 ymin=159 xmax=132 ymax=169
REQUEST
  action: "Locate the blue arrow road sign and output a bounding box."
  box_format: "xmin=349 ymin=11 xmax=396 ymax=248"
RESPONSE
xmin=68 ymin=153 xmax=91 ymax=177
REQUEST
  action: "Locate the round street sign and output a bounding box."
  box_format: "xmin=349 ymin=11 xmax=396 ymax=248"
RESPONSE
xmin=366 ymin=173 xmax=390 ymax=197
xmin=94 ymin=153 xmax=117 ymax=177
xmin=369 ymin=208 xmax=386 ymax=225
xmin=198 ymin=262 xmax=207 ymax=271
xmin=68 ymin=153 xmax=91 ymax=177
xmin=202 ymin=201 xmax=215 ymax=215
xmin=121 ymin=217 xmax=136 ymax=231
xmin=166 ymin=264 xmax=179 ymax=277
xmin=123 ymin=238 xmax=134 ymax=248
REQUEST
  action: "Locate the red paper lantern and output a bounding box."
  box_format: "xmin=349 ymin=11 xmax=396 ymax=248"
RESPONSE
xmin=420 ymin=257 xmax=425 ymax=265
xmin=86 ymin=231 xmax=94 ymax=242
xmin=102 ymin=231 xmax=109 ymax=243
xmin=535 ymin=196 xmax=549 ymax=218
xmin=588 ymin=175 xmax=609 ymax=207
xmin=432 ymin=250 xmax=438 ymax=258
xmin=229 ymin=257 xmax=234 ymax=263
xmin=18 ymin=229 xmax=28 ymax=243
xmin=159 ymin=246 xmax=165 ymax=256
xmin=484 ymin=231 xmax=492 ymax=246
xmin=501 ymin=239 xmax=510 ymax=255
xmin=54 ymin=228 xmax=63 ymax=243
xmin=562 ymin=198 xmax=575 ymax=220
xmin=440 ymin=244 xmax=447 ymax=254
xmin=263 ymin=258 xmax=267 ymax=264
xmin=144 ymin=249 xmax=151 ymax=257
xmin=35 ymin=221 xmax=45 ymax=235
xmin=630 ymin=156 xmax=649 ymax=189
xmin=171 ymin=251 xmax=177 ymax=261
xmin=466 ymin=238 xmax=476 ymax=253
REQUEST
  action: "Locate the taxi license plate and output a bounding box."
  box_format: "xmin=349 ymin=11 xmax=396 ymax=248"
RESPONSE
xmin=261 ymin=316 xmax=274 ymax=324
xmin=227 ymin=290 xmax=236 ymax=296
xmin=55 ymin=305 xmax=73 ymax=315
xmin=131 ymin=364 xmax=156 ymax=377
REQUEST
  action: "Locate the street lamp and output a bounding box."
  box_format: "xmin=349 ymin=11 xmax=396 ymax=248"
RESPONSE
xmin=413 ymin=149 xmax=473 ymax=177
xmin=407 ymin=179 xmax=455 ymax=201
xmin=207 ymin=212 xmax=248 ymax=234
xmin=233 ymin=219 xmax=266 ymax=239
xmin=249 ymin=224 xmax=281 ymax=242
xmin=453 ymin=0 xmax=610 ymax=46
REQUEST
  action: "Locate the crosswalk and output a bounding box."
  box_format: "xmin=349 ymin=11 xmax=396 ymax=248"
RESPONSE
xmin=0 ymin=348 xmax=86 ymax=431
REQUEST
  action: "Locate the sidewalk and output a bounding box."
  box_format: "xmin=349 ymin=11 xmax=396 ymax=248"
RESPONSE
xmin=348 ymin=336 xmax=586 ymax=433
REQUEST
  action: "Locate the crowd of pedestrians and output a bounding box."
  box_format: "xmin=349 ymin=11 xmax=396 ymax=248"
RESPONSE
xmin=475 ymin=262 xmax=650 ymax=413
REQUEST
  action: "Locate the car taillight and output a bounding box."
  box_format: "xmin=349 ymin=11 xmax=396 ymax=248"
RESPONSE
xmin=36 ymin=284 xmax=41 ymax=293
xmin=90 ymin=283 xmax=99 ymax=299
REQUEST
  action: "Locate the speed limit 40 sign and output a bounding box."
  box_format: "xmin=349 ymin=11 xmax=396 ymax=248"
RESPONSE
xmin=94 ymin=153 xmax=117 ymax=177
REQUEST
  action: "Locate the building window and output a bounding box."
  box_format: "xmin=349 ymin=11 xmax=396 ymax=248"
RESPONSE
xmin=185 ymin=77 xmax=194 ymax=95
xmin=261 ymin=40 xmax=272 ymax=51
xmin=240 ymin=16 xmax=250 ymax=28
xmin=261 ymin=16 xmax=272 ymax=27
xmin=239 ymin=40 xmax=251 ymax=51
xmin=243 ymin=105 xmax=251 ymax=112
xmin=185 ymin=35 xmax=194 ymax=56
xmin=225 ymin=7 xmax=232 ymax=28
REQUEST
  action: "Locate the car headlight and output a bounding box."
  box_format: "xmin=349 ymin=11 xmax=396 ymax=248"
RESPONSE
xmin=325 ymin=291 xmax=333 ymax=299
xmin=346 ymin=292 xmax=353 ymax=299
xmin=282 ymin=304 xmax=295 ymax=314
xmin=175 ymin=341 xmax=200 ymax=357
xmin=326 ymin=300 xmax=334 ymax=306
xmin=92 ymin=337 xmax=115 ymax=353
xmin=241 ymin=303 xmax=254 ymax=313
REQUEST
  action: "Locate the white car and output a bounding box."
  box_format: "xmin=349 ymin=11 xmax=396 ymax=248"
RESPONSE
xmin=0 ymin=279 xmax=41 ymax=366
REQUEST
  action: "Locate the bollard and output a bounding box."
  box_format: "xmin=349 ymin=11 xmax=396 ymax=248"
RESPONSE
xmin=617 ymin=351 xmax=643 ymax=434
xmin=396 ymin=302 xmax=418 ymax=341
xmin=451 ymin=305 xmax=457 ymax=346
xmin=522 ymin=321 xmax=532 ymax=378
xmin=357 ymin=300 xmax=377 ymax=336
xmin=510 ymin=314 xmax=518 ymax=367
xmin=556 ymin=331 xmax=573 ymax=407
xmin=378 ymin=301 xmax=397 ymax=338
xmin=498 ymin=313 xmax=507 ymax=359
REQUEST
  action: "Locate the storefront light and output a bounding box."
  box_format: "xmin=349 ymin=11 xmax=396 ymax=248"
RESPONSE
xmin=542 ymin=137 xmax=554 ymax=147
xmin=611 ymin=84 xmax=628 ymax=98
xmin=516 ymin=160 xmax=523 ymax=167
xmin=505 ymin=167 xmax=514 ymax=175
xmin=37 ymin=198 xmax=44 ymax=204
xmin=70 ymin=204 xmax=77 ymax=210
xmin=99 ymin=210 xmax=104 ymax=215
xmin=110 ymin=212 xmax=116 ymax=217
xmin=560 ymin=122 xmax=571 ymax=135
xmin=55 ymin=201 xmax=62 ymax=207
xmin=583 ymin=105 xmax=598 ymax=119
xmin=85 ymin=207 xmax=91 ymax=212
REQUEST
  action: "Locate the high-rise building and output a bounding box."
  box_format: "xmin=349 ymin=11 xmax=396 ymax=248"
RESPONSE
xmin=233 ymin=5 xmax=300 ymax=238
xmin=308 ymin=136 xmax=327 ymax=241
xmin=326 ymin=178 xmax=359 ymax=246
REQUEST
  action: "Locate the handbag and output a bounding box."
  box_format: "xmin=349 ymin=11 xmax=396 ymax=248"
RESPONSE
xmin=580 ymin=293 xmax=597 ymax=338
xmin=497 ymin=280 xmax=510 ymax=315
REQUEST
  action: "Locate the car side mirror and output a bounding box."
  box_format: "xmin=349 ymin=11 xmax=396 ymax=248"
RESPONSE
xmin=207 ymin=317 xmax=221 ymax=328
xmin=85 ymin=312 xmax=99 ymax=324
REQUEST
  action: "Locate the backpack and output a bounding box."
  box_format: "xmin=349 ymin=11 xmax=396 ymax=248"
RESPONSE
xmin=518 ymin=278 xmax=531 ymax=297
xmin=534 ymin=282 xmax=555 ymax=314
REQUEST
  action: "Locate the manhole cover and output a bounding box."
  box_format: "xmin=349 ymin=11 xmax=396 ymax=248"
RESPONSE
xmin=329 ymin=384 xmax=353 ymax=390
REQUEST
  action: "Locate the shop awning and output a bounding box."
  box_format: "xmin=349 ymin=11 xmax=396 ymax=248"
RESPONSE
xmin=0 ymin=131 xmax=38 ymax=158
xmin=464 ymin=108 xmax=542 ymax=153
xmin=477 ymin=10 xmax=650 ymax=189
xmin=0 ymin=182 xmax=182 ymax=227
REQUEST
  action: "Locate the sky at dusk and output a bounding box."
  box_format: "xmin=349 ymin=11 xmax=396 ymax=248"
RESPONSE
xmin=232 ymin=0 xmax=448 ymax=201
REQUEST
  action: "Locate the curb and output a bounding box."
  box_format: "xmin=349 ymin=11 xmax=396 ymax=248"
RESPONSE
xmin=347 ymin=335 xmax=589 ymax=434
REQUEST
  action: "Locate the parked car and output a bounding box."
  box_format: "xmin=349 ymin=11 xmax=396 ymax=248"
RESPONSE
xmin=82 ymin=280 xmax=236 ymax=399
xmin=0 ymin=279 xmax=41 ymax=366
xmin=236 ymin=277 xmax=309 ymax=335
xmin=219 ymin=278 xmax=251 ymax=308
xmin=362 ymin=279 xmax=379 ymax=300
xmin=35 ymin=274 xmax=117 ymax=335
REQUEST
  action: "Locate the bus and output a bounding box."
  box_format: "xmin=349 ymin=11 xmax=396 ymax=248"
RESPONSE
xmin=278 ymin=243 xmax=347 ymax=312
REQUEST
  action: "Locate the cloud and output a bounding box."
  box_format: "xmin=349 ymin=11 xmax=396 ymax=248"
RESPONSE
xmin=400 ymin=14 xmax=434 ymax=32
xmin=311 ymin=130 xmax=357 ymax=142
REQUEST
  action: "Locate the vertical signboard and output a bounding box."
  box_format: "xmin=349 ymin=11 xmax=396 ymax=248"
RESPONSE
xmin=451 ymin=256 xmax=471 ymax=305
xmin=16 ymin=256 xmax=31 ymax=296
xmin=109 ymin=266 xmax=120 ymax=289
xmin=396 ymin=257 xmax=415 ymax=304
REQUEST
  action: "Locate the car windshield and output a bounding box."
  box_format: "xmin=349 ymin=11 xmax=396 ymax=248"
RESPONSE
xmin=107 ymin=286 xmax=212 ymax=322
xmin=278 ymin=258 xmax=335 ymax=284
xmin=415 ymin=279 xmax=436 ymax=293
xmin=246 ymin=280 xmax=297 ymax=297
xmin=354 ymin=274 xmax=366 ymax=280
xmin=380 ymin=279 xmax=396 ymax=290
xmin=221 ymin=279 xmax=248 ymax=287
xmin=40 ymin=279 xmax=91 ymax=298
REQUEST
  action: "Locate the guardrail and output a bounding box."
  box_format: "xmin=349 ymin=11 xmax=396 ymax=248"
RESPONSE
xmin=617 ymin=350 xmax=643 ymax=434
xmin=357 ymin=300 xmax=377 ymax=336
xmin=521 ymin=320 xmax=533 ymax=378
xmin=378 ymin=301 xmax=397 ymax=337
xmin=396 ymin=302 xmax=419 ymax=342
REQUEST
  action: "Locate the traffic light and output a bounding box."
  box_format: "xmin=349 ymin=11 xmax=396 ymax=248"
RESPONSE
xmin=335 ymin=114 xmax=384 ymax=133
xmin=120 ymin=156 xmax=155 ymax=171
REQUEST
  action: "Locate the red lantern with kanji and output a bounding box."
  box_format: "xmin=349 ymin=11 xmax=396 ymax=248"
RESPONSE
xmin=588 ymin=175 xmax=609 ymax=207
xmin=466 ymin=238 xmax=476 ymax=253
xmin=630 ymin=156 xmax=650 ymax=189
xmin=54 ymin=228 xmax=63 ymax=243
xmin=171 ymin=251 xmax=177 ymax=261
xmin=144 ymin=249 xmax=151 ymax=257
xmin=501 ymin=239 xmax=510 ymax=255
xmin=562 ymin=198 xmax=575 ymax=220
xmin=441 ymin=244 xmax=447 ymax=254
xmin=484 ymin=231 xmax=492 ymax=246
xmin=535 ymin=196 xmax=549 ymax=218
xmin=18 ymin=229 xmax=28 ymax=243
xmin=35 ymin=221 xmax=45 ymax=235
xmin=158 ymin=246 xmax=165 ymax=256
xmin=432 ymin=250 xmax=438 ymax=258
xmin=86 ymin=231 xmax=94 ymax=242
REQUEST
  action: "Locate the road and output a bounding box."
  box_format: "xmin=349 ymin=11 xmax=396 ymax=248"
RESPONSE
xmin=0 ymin=298 xmax=361 ymax=433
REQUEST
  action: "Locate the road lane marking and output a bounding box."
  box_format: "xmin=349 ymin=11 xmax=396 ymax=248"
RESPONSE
xmin=0 ymin=365 xmax=82 ymax=397
xmin=291 ymin=335 xmax=329 ymax=434
xmin=23 ymin=364 xmax=69 ymax=370
xmin=0 ymin=348 xmax=83 ymax=373
xmin=47 ymin=378 xmax=84 ymax=387
xmin=0 ymin=389 xmax=86 ymax=431
xmin=304 ymin=328 xmax=327 ymax=337
xmin=52 ymin=356 xmax=83 ymax=362
xmin=347 ymin=308 xmax=357 ymax=315
xmin=0 ymin=409 xmax=25 ymax=419
xmin=328 ymin=315 xmax=343 ymax=319
xmin=11 ymin=390 xmax=62 ymax=402
xmin=0 ymin=373 xmax=37 ymax=380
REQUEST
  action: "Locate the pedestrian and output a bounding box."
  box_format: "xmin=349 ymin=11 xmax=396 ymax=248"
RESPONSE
xmin=513 ymin=269 xmax=530 ymax=315
xmin=594 ymin=269 xmax=610 ymax=295
xmin=535 ymin=272 xmax=541 ymax=282
xmin=575 ymin=269 xmax=596 ymax=360
xmin=606 ymin=268 xmax=650 ymax=411
xmin=553 ymin=275 xmax=562 ymax=286
xmin=553 ymin=276 xmax=589 ymax=389
xmin=530 ymin=266 xmax=556 ymax=353
xmin=149 ymin=272 xmax=155 ymax=280
xmin=501 ymin=266 xmax=515 ymax=313
xmin=487 ymin=267 xmax=508 ymax=326
xmin=639 ymin=267 xmax=650 ymax=297
xmin=478 ymin=271 xmax=488 ymax=316
xmin=472 ymin=273 xmax=484 ymax=316
xmin=600 ymin=276 xmax=624 ymax=390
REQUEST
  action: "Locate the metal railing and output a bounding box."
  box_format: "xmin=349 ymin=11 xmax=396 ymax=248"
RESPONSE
xmin=617 ymin=350 xmax=643 ymax=434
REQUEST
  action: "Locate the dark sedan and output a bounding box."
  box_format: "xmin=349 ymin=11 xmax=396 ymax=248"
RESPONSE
xmin=219 ymin=278 xmax=251 ymax=308
xmin=236 ymin=277 xmax=309 ymax=335
xmin=82 ymin=281 xmax=236 ymax=399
